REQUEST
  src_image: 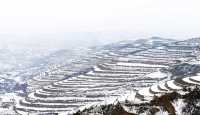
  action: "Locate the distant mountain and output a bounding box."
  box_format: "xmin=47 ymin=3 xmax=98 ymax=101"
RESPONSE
xmin=100 ymin=37 xmax=177 ymax=51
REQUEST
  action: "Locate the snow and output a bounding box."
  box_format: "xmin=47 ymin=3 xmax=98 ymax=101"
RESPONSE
xmin=125 ymin=91 xmax=136 ymax=102
xmin=76 ymin=89 xmax=130 ymax=113
xmin=151 ymin=84 xmax=165 ymax=93
xmin=146 ymin=71 xmax=168 ymax=78
xmin=20 ymin=99 xmax=86 ymax=106
xmin=11 ymin=39 xmax=200 ymax=114
xmin=166 ymin=80 xmax=182 ymax=90
xmin=29 ymin=93 xmax=104 ymax=101
xmin=13 ymin=76 xmax=23 ymax=83
xmin=118 ymin=57 xmax=129 ymax=62
xmin=182 ymin=77 xmax=200 ymax=85
xmin=87 ymin=71 xmax=94 ymax=75
xmin=155 ymin=110 xmax=169 ymax=115
xmin=138 ymin=87 xmax=154 ymax=97
xmin=190 ymin=75 xmax=200 ymax=82
xmin=158 ymin=83 xmax=169 ymax=91
xmin=15 ymin=103 xmax=74 ymax=111
xmin=93 ymin=66 xmax=103 ymax=71
xmin=197 ymin=73 xmax=200 ymax=76
xmin=0 ymin=108 xmax=17 ymax=115
xmin=117 ymin=62 xmax=167 ymax=68
xmin=172 ymin=99 xmax=185 ymax=115
xmin=109 ymin=52 xmax=118 ymax=56
xmin=156 ymin=46 xmax=165 ymax=49
xmin=77 ymin=75 xmax=136 ymax=81
xmin=0 ymin=93 xmax=22 ymax=102
xmin=188 ymin=59 xmax=200 ymax=65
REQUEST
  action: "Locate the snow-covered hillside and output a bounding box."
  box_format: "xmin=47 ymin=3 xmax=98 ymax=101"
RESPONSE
xmin=0 ymin=37 xmax=200 ymax=115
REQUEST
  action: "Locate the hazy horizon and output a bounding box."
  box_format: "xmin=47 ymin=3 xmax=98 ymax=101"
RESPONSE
xmin=0 ymin=0 xmax=200 ymax=49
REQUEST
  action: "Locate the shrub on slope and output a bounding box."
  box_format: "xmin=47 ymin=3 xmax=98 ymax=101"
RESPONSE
xmin=73 ymin=102 xmax=136 ymax=115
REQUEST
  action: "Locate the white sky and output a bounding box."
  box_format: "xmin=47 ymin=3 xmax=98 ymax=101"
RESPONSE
xmin=0 ymin=0 xmax=200 ymax=48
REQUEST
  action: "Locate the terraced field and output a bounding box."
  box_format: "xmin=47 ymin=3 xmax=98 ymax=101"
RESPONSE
xmin=14 ymin=38 xmax=200 ymax=114
xmin=132 ymin=74 xmax=200 ymax=106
